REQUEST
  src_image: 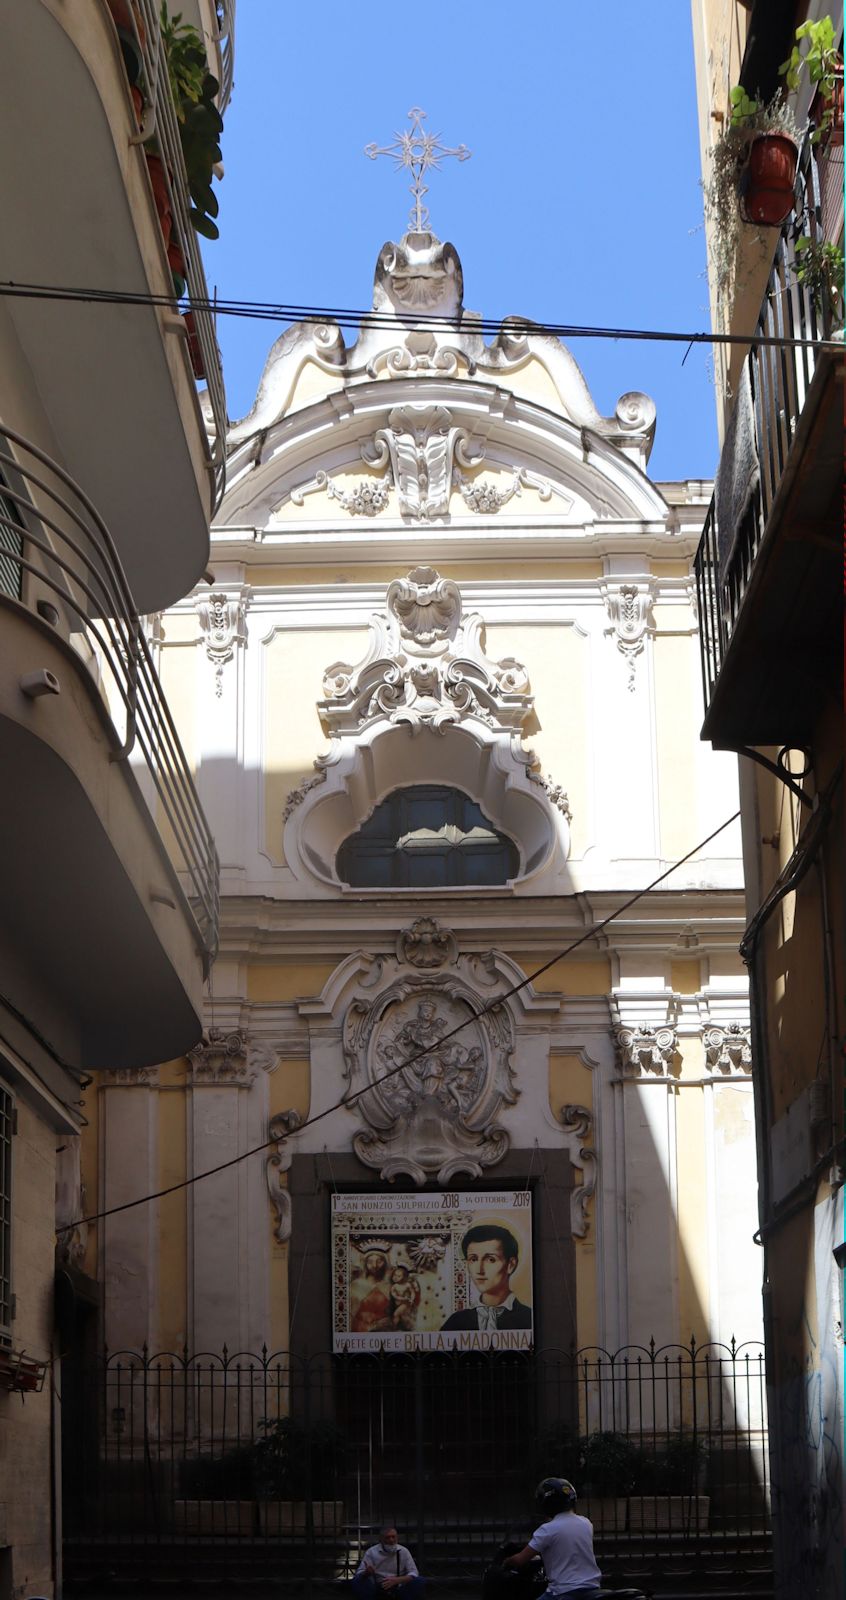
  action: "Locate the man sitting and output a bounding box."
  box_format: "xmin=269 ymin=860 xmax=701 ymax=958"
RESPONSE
xmin=352 ymin=1526 xmax=425 ymax=1600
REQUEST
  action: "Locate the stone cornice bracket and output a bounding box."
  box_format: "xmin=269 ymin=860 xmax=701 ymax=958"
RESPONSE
xmin=397 ymin=917 xmax=458 ymax=969
xmin=614 ymin=1024 xmax=679 ymax=1077
xmin=703 ymin=1024 xmax=752 ymax=1075
xmin=601 ymin=582 xmax=654 ymax=691
xmin=557 ymin=1104 xmax=597 ymax=1239
xmin=196 ymin=589 xmax=250 ymax=697
xmin=319 ymin=565 xmax=533 ymax=738
xmin=360 ymin=403 xmax=485 ymax=521
xmin=265 ymin=1110 xmax=303 ymax=1243
xmin=188 ymin=1028 xmax=258 ymax=1087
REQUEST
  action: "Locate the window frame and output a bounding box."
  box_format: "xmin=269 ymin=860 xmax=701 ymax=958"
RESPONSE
xmin=0 ymin=1078 xmax=15 ymax=1346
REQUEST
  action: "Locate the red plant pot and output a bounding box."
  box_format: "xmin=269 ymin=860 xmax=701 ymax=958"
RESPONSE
xmin=740 ymin=133 xmax=798 ymax=227
xmin=183 ymin=311 xmax=207 ymax=380
xmin=145 ymin=152 xmax=173 ymax=247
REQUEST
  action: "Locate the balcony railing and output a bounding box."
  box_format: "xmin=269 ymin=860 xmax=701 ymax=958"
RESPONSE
xmin=216 ymin=0 xmax=237 ymax=112
xmin=120 ymin=0 xmax=228 ymax=511
xmin=694 ymin=134 xmax=838 ymax=719
xmin=0 ymin=427 xmax=219 ymax=970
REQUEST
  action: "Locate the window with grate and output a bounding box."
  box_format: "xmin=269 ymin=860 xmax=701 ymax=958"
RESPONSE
xmin=337 ymin=785 xmax=519 ymax=888
xmin=0 ymin=1082 xmax=13 ymax=1345
xmin=0 ymin=478 xmax=23 ymax=601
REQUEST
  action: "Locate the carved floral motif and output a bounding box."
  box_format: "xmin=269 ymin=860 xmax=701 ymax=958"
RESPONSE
xmin=360 ymin=404 xmax=484 ymax=521
xmin=703 ymin=1024 xmax=752 ymax=1074
xmin=396 ymin=917 xmax=458 ymax=969
xmin=188 ymin=1029 xmax=254 ymax=1086
xmin=603 ymin=585 xmax=654 ymax=691
xmin=265 ymin=1110 xmax=303 ymax=1243
xmin=196 ymin=592 xmax=248 ymax=697
xmin=614 ymin=1025 xmax=679 ymax=1076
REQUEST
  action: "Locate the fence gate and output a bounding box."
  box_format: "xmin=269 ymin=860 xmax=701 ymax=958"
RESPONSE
xmin=63 ymin=1341 xmax=771 ymax=1588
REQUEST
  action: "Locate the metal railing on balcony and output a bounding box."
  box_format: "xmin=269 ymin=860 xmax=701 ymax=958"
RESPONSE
xmin=0 ymin=427 xmax=219 ymax=970
xmin=121 ymin=0 xmax=228 ymax=511
xmin=694 ymin=134 xmax=838 ymax=714
xmin=216 ymin=0 xmax=236 ymax=112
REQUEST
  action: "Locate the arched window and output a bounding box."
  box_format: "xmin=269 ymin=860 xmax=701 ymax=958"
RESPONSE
xmin=336 ymin=785 xmax=519 ymax=889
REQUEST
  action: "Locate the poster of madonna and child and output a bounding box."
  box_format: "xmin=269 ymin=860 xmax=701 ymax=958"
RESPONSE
xmin=332 ymin=1192 xmax=534 ymax=1352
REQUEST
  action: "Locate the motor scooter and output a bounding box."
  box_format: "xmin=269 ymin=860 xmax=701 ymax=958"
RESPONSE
xmin=482 ymin=1538 xmax=649 ymax=1600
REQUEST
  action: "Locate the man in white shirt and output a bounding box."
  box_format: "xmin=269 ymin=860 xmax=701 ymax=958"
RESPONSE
xmin=504 ymin=1479 xmax=602 ymax=1600
xmin=352 ymin=1526 xmax=425 ymax=1600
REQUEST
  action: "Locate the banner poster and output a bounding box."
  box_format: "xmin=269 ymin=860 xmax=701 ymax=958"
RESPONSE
xmin=332 ymin=1191 xmax=533 ymax=1352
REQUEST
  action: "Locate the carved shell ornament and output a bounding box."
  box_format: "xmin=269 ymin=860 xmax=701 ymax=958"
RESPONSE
xmin=388 ymin=567 xmax=460 ymax=643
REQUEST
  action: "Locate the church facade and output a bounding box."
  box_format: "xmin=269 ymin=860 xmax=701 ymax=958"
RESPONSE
xmin=76 ymin=223 xmax=761 ymax=1373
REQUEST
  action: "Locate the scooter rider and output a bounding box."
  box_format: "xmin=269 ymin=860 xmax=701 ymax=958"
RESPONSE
xmin=504 ymin=1478 xmax=602 ymax=1600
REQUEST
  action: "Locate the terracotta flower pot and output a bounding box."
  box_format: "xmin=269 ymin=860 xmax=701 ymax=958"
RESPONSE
xmin=740 ymin=133 xmax=798 ymax=227
xmin=145 ymin=152 xmax=173 ymax=247
xmin=183 ymin=311 xmax=207 ymax=380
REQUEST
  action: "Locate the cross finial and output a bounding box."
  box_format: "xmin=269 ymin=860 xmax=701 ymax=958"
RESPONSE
xmin=365 ymin=108 xmax=471 ymax=233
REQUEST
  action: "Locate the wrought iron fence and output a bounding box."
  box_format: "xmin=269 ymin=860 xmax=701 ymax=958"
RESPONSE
xmin=63 ymin=1340 xmax=770 ymax=1587
xmin=694 ymin=132 xmax=834 ymax=715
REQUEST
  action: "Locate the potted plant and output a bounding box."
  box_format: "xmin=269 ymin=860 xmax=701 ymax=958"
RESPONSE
xmin=252 ymin=1415 xmax=346 ymax=1536
xmin=578 ymin=1430 xmax=638 ymax=1531
xmin=780 ymin=15 xmax=844 ymax=147
xmin=628 ymin=1433 xmax=709 ymax=1532
xmin=159 ymin=5 xmax=224 ymax=240
xmin=793 ymin=234 xmax=845 ymax=324
xmin=704 ymin=89 xmax=803 ymax=298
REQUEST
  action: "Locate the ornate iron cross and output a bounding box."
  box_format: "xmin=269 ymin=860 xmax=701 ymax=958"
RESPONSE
xmin=365 ymin=108 xmax=471 ymax=232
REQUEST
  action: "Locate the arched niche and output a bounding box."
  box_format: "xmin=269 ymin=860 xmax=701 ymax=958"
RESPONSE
xmin=284 ymin=720 xmax=569 ymax=894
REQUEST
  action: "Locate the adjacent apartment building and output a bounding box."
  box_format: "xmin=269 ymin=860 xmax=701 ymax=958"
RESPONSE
xmin=0 ymin=3 xmax=234 ymax=1593
xmin=691 ymin=2 xmax=844 ymax=1595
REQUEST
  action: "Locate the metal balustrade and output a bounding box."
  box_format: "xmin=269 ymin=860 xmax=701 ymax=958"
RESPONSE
xmin=216 ymin=0 xmax=237 ymax=112
xmin=122 ymin=0 xmax=229 ymax=511
xmin=0 ymin=427 xmax=219 ymax=969
xmin=694 ymin=134 xmax=837 ymax=716
xmin=62 ymin=1339 xmax=770 ymax=1587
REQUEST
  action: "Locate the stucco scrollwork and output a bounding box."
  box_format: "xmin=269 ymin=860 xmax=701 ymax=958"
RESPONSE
xmin=360 ymin=404 xmax=484 ymax=521
xmin=289 ymin=470 xmax=391 ymax=517
xmin=343 ymin=981 xmax=517 ymax=1185
xmin=319 ymin=566 xmax=532 ymax=738
xmin=396 ymin=917 xmax=458 ymax=969
xmin=196 ymin=591 xmax=248 ymax=697
xmin=557 ymin=1104 xmax=598 ymax=1239
xmin=703 ymin=1024 xmax=752 ymax=1074
xmin=602 ymin=584 xmax=654 ymax=691
xmin=614 ymin=1024 xmax=679 ymax=1077
xmin=265 ymin=1110 xmax=303 ymax=1243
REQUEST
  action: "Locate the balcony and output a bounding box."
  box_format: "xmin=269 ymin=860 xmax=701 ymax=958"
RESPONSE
xmin=694 ymin=138 xmax=844 ymax=748
xmin=0 ymin=428 xmax=219 ymax=1070
xmin=0 ymin=0 xmax=229 ymax=611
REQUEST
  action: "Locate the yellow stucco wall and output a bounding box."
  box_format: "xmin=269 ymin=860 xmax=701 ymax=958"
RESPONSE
xmin=485 ymin=621 xmax=590 ymax=856
xmin=549 ymin=1052 xmax=597 ymax=1350
xmin=263 ymin=625 xmax=363 ymax=861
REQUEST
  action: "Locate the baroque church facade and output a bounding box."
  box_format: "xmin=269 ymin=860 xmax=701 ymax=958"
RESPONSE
xmin=75 ymin=223 xmax=763 ymax=1367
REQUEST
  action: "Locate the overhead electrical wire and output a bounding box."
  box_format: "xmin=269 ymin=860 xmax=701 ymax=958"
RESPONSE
xmin=0 ymin=279 xmax=839 ymax=352
xmin=58 ymin=807 xmax=741 ymax=1237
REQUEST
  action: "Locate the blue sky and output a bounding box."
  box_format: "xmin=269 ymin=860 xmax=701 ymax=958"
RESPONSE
xmin=203 ymin=0 xmax=717 ymax=483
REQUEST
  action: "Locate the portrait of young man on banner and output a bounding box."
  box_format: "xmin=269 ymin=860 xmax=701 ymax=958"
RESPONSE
xmin=332 ymin=1192 xmax=533 ymax=1352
